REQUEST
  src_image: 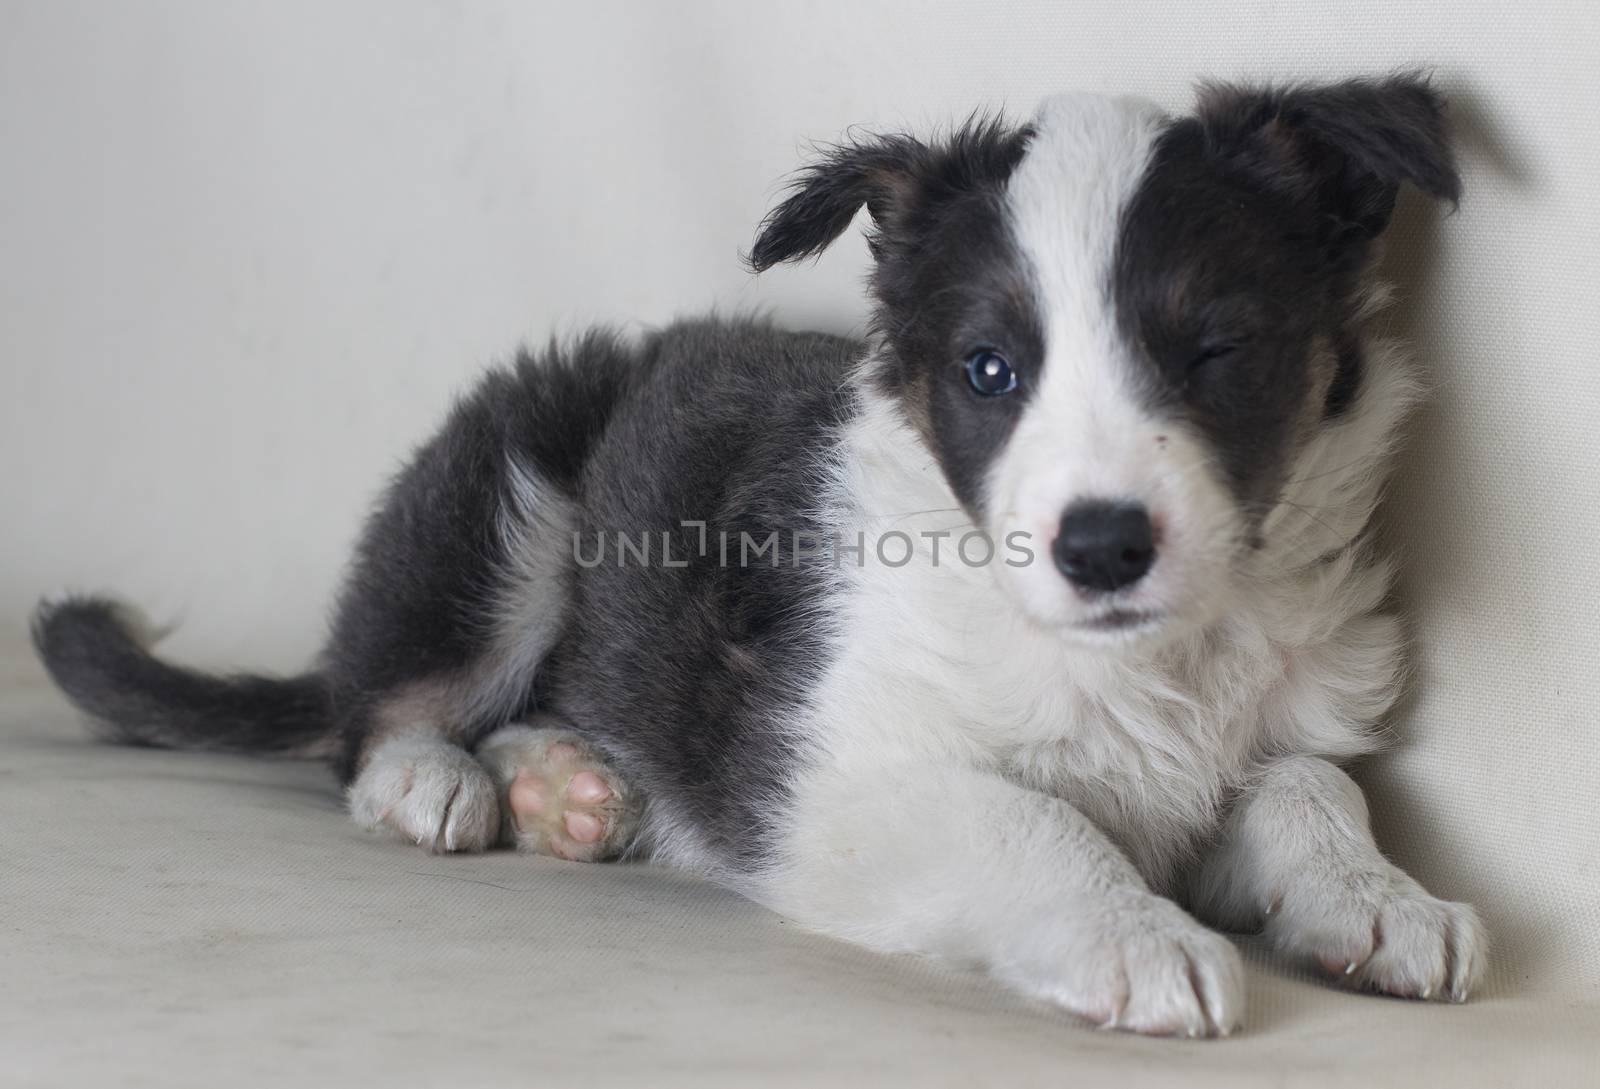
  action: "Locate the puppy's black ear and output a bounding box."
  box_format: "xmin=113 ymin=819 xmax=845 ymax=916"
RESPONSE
xmin=1197 ymin=74 xmax=1460 ymax=239
xmin=748 ymin=117 xmax=1031 ymax=272
xmin=747 ymin=133 xmax=929 ymax=271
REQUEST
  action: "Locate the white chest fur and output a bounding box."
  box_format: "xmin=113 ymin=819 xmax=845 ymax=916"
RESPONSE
xmin=784 ymin=352 xmax=1414 ymax=891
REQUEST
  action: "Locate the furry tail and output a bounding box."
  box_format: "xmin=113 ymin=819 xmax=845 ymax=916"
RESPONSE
xmin=31 ymin=594 xmax=334 ymax=758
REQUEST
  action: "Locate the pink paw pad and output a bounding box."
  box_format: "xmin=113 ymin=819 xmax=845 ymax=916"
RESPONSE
xmin=563 ymin=810 xmax=604 ymax=843
xmin=508 ymin=772 xmax=547 ymax=815
xmin=481 ymin=726 xmax=639 ymax=863
xmin=566 ymin=771 xmax=612 ymax=805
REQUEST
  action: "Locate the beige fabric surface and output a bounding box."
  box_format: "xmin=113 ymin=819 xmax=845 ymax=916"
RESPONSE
xmin=4 ymin=0 xmax=1599 ymax=1085
xmin=3 ymin=683 xmax=1597 ymax=1089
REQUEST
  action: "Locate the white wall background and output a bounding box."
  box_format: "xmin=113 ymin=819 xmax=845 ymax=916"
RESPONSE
xmin=3 ymin=1 xmax=1598 ymax=994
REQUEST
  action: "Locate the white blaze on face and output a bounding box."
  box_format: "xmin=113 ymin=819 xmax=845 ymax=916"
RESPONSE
xmin=986 ymin=94 xmax=1241 ymax=640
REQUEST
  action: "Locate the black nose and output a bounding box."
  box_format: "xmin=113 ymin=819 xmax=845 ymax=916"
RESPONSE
xmin=1053 ymin=501 xmax=1155 ymax=593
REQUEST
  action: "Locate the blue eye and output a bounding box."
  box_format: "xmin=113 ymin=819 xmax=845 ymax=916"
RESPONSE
xmin=964 ymin=350 xmax=1017 ymax=396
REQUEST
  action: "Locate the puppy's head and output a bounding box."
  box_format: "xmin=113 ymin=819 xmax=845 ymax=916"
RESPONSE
xmin=751 ymin=77 xmax=1458 ymax=648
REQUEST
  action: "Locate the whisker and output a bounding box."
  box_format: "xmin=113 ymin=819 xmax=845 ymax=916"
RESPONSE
xmin=1265 ymin=499 xmax=1350 ymax=546
xmin=1281 ymin=451 xmax=1381 ymax=489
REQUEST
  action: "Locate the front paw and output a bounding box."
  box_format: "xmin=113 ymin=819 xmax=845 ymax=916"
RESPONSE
xmin=1000 ymin=896 xmax=1244 ymax=1038
xmin=1265 ymin=866 xmax=1485 ymax=1002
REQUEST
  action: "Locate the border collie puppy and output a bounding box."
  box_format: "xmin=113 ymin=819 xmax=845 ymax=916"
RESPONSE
xmin=34 ymin=76 xmax=1484 ymax=1037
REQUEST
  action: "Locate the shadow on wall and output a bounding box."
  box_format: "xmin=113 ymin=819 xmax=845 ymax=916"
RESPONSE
xmin=1362 ymin=82 xmax=1539 ymax=995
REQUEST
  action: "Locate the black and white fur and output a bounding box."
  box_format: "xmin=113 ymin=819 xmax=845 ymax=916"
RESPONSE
xmin=34 ymin=76 xmax=1484 ymax=1036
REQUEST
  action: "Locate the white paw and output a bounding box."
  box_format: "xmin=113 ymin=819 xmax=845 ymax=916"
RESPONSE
xmin=1265 ymin=865 xmax=1485 ymax=1002
xmin=477 ymin=719 xmax=641 ymax=861
xmin=1001 ymin=896 xmax=1245 ymax=1037
xmin=347 ymin=732 xmax=500 ymax=853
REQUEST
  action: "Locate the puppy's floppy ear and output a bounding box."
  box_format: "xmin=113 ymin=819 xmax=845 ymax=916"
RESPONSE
xmin=747 ymin=132 xmax=929 ymax=271
xmin=1197 ymin=73 xmax=1460 ymax=240
xmin=748 ymin=117 xmax=1031 ymax=272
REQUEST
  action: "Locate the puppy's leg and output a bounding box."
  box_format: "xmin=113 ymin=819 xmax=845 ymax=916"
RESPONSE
xmin=327 ymin=338 xmax=643 ymax=852
xmin=1190 ymin=755 xmax=1485 ymax=1001
xmin=768 ymin=761 xmax=1244 ymax=1037
xmin=334 ymin=448 xmax=572 ymax=856
xmin=477 ymin=717 xmax=642 ymax=861
xmin=333 ymin=442 xmax=574 ymax=857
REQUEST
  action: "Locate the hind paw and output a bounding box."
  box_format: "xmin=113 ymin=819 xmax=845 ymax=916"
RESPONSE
xmin=347 ymin=733 xmax=500 ymax=853
xmin=478 ymin=721 xmax=640 ymax=861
